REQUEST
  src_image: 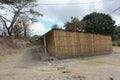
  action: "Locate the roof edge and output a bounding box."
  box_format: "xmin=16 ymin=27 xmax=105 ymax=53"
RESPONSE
xmin=39 ymin=28 xmax=111 ymax=39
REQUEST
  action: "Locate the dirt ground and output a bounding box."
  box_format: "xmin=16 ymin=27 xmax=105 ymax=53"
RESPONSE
xmin=0 ymin=47 xmax=120 ymax=80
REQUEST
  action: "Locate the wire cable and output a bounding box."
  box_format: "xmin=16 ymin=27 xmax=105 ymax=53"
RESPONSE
xmin=110 ymin=6 xmax=120 ymax=14
xmin=38 ymin=1 xmax=101 ymax=6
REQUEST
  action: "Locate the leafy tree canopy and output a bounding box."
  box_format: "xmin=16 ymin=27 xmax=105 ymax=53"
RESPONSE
xmin=113 ymin=26 xmax=120 ymax=40
xmin=0 ymin=0 xmax=35 ymax=4
xmin=64 ymin=17 xmax=86 ymax=31
xmin=82 ymin=12 xmax=116 ymax=35
xmin=0 ymin=0 xmax=13 ymax=4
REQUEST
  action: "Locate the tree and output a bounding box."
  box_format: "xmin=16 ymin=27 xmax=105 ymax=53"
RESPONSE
xmin=82 ymin=12 xmax=116 ymax=35
xmin=52 ymin=24 xmax=61 ymax=29
xmin=0 ymin=0 xmax=42 ymax=36
xmin=0 ymin=0 xmax=34 ymax=4
xmin=13 ymin=24 xmax=23 ymax=37
xmin=28 ymin=35 xmax=40 ymax=45
xmin=112 ymin=26 xmax=120 ymax=40
xmin=0 ymin=0 xmax=13 ymax=4
xmin=0 ymin=26 xmax=6 ymax=36
xmin=13 ymin=16 xmax=31 ymax=37
xmin=64 ymin=17 xmax=86 ymax=31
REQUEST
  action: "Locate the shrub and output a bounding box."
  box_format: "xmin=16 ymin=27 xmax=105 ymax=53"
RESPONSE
xmin=112 ymin=43 xmax=116 ymax=46
xmin=117 ymin=43 xmax=120 ymax=46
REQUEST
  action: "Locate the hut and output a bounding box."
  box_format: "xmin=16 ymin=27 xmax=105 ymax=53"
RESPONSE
xmin=40 ymin=29 xmax=112 ymax=58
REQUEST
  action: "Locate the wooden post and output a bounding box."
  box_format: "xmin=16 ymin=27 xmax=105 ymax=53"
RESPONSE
xmin=44 ymin=35 xmax=47 ymax=56
xmin=92 ymin=34 xmax=94 ymax=54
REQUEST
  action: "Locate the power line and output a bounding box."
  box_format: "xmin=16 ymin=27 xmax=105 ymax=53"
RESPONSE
xmin=110 ymin=6 xmax=120 ymax=14
xmin=38 ymin=1 xmax=101 ymax=6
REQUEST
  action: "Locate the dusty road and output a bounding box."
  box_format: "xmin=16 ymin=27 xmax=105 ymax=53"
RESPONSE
xmin=0 ymin=47 xmax=120 ymax=80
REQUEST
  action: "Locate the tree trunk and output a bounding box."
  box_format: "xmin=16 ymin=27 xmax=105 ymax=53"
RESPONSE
xmin=7 ymin=30 xmax=12 ymax=36
xmin=6 ymin=28 xmax=12 ymax=36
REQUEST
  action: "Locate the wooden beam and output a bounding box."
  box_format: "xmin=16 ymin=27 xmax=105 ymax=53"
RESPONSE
xmin=44 ymin=35 xmax=47 ymax=56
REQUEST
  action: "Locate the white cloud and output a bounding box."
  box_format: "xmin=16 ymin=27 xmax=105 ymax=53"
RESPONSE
xmin=113 ymin=16 xmax=120 ymax=25
xmin=29 ymin=22 xmax=46 ymax=35
xmin=0 ymin=9 xmax=6 ymax=15
xmin=37 ymin=0 xmax=120 ymax=26
xmin=93 ymin=0 xmax=103 ymax=10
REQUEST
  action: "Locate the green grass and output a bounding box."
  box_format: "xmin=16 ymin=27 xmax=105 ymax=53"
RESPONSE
xmin=112 ymin=40 xmax=120 ymax=46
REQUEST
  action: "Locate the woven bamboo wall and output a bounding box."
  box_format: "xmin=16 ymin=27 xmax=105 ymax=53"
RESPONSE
xmin=51 ymin=29 xmax=112 ymax=58
xmin=45 ymin=31 xmax=55 ymax=56
xmin=94 ymin=34 xmax=112 ymax=52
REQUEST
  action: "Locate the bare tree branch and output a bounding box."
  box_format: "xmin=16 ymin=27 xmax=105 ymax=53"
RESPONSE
xmin=0 ymin=5 xmax=14 ymax=13
xmin=0 ymin=16 xmax=8 ymax=31
xmin=0 ymin=16 xmax=11 ymax=23
xmin=9 ymin=5 xmax=16 ymax=12
xmin=0 ymin=0 xmax=41 ymax=36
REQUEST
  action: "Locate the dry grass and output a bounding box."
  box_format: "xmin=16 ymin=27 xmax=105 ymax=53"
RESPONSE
xmin=112 ymin=46 xmax=120 ymax=52
xmin=0 ymin=48 xmax=27 ymax=62
xmin=0 ymin=46 xmax=120 ymax=80
xmin=81 ymin=59 xmax=120 ymax=66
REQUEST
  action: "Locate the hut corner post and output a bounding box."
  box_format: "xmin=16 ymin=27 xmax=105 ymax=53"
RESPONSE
xmin=44 ymin=35 xmax=47 ymax=56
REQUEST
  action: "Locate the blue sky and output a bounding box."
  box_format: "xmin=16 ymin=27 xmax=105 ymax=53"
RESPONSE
xmin=29 ymin=17 xmax=64 ymax=35
xmin=0 ymin=0 xmax=120 ymax=36
xmin=29 ymin=0 xmax=120 ymax=35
